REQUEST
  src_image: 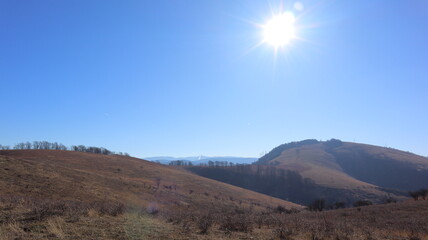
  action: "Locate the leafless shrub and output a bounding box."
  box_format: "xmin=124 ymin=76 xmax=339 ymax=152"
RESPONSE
xmin=333 ymin=231 xmax=351 ymax=240
xmin=273 ymin=225 xmax=293 ymax=240
xmin=364 ymin=230 xmax=375 ymax=240
xmin=2 ymin=222 xmax=24 ymax=238
xmin=353 ymin=200 xmax=372 ymax=207
xmin=408 ymin=230 xmax=421 ymax=240
xmin=310 ymin=231 xmax=323 ymax=240
xmin=308 ymin=199 xmax=325 ymax=212
xmin=146 ymin=202 xmax=159 ymax=215
xmin=197 ymin=214 xmax=213 ymax=234
xmin=90 ymin=201 xmax=125 ymax=216
xmin=219 ymin=214 xmax=253 ymax=233
xmin=276 ymin=205 xmax=288 ymax=214
xmin=409 ymin=191 xmax=420 ymax=200
xmin=29 ymin=201 xmax=67 ymax=221
xmin=46 ymin=216 xmax=65 ymax=239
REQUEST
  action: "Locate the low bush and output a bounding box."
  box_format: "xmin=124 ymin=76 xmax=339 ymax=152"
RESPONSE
xmin=197 ymin=214 xmax=213 ymax=234
xmin=353 ymin=200 xmax=372 ymax=207
xmin=219 ymin=214 xmax=253 ymax=233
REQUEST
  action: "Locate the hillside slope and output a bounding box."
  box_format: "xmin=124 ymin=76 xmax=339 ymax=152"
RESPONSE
xmin=0 ymin=150 xmax=299 ymax=211
xmin=257 ymin=139 xmax=428 ymax=194
xmin=331 ymin=142 xmax=428 ymax=190
xmin=1 ymin=150 xmax=427 ymax=239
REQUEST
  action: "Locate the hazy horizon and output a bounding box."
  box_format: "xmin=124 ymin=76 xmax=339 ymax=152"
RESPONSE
xmin=1 ymin=0 xmax=427 ymax=158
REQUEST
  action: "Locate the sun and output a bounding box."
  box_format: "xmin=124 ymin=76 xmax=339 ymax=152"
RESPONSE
xmin=263 ymin=12 xmax=296 ymax=47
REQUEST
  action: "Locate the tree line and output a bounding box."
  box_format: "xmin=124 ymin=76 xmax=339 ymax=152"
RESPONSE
xmin=168 ymin=160 xmax=193 ymax=166
xmin=167 ymin=160 xmax=241 ymax=167
xmin=204 ymin=161 xmax=237 ymax=167
xmin=0 ymin=141 xmax=130 ymax=156
xmin=409 ymin=189 xmax=428 ymax=200
xmin=187 ymin=164 xmax=392 ymax=206
xmin=187 ymin=164 xmax=321 ymax=205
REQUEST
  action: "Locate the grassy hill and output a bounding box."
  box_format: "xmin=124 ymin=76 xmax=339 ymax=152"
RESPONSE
xmin=0 ymin=150 xmax=298 ymax=208
xmin=0 ymin=149 xmax=427 ymax=239
xmin=330 ymin=141 xmax=428 ymax=190
xmin=0 ymin=150 xmax=299 ymax=239
xmin=255 ymin=139 xmax=428 ymax=201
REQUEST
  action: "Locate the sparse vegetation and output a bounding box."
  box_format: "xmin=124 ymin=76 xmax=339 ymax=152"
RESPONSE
xmin=1 ymin=148 xmax=427 ymax=239
xmin=196 ymin=214 xmax=213 ymax=234
xmin=409 ymin=191 xmax=421 ymax=200
xmin=1 ymin=141 xmax=130 ymax=156
xmin=332 ymin=201 xmax=346 ymax=209
xmin=168 ymin=160 xmax=193 ymax=166
xmin=353 ymin=200 xmax=372 ymax=207
xmin=418 ymin=189 xmax=428 ymax=200
xmin=187 ymin=164 xmax=330 ymax=205
xmin=0 ymin=144 xmax=10 ymax=150
xmin=382 ymin=196 xmax=397 ymax=204
xmin=308 ymin=198 xmax=326 ymax=211
xmin=409 ymin=188 xmax=428 ymax=200
xmin=257 ymin=139 xmax=320 ymax=164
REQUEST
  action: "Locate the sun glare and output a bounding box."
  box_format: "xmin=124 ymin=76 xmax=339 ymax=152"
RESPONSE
xmin=263 ymin=12 xmax=296 ymax=47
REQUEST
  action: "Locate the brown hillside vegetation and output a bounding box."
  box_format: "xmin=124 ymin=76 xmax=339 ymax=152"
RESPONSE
xmin=1 ymin=192 xmax=428 ymax=240
xmin=0 ymin=149 xmax=427 ymax=239
xmin=256 ymin=140 xmax=428 ymax=202
xmin=0 ymin=150 xmax=301 ymax=239
xmin=1 ymin=150 xmax=427 ymax=239
xmin=0 ymin=150 xmax=298 ymax=209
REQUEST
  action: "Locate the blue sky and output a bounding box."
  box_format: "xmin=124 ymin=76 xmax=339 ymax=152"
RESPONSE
xmin=1 ymin=0 xmax=427 ymax=158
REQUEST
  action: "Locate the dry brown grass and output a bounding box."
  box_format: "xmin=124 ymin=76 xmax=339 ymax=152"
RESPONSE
xmin=0 ymin=150 xmax=298 ymax=211
xmin=265 ymin=142 xmax=427 ymax=202
xmin=272 ymin=143 xmax=378 ymax=188
xmin=0 ymin=189 xmax=427 ymax=239
xmin=1 ymin=150 xmax=427 ymax=239
xmin=46 ymin=216 xmax=65 ymax=239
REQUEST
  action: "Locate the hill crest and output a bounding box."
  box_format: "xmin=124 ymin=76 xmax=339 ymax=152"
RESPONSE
xmin=0 ymin=150 xmax=300 ymax=211
xmin=256 ymin=139 xmax=428 ymax=191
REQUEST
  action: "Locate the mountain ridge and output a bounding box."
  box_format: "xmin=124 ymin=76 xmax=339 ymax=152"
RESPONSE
xmin=256 ymin=139 xmax=428 ymax=191
xmin=146 ymin=156 xmax=258 ymax=165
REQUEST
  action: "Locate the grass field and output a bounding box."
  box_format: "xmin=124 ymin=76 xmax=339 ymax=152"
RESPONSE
xmin=260 ymin=141 xmax=428 ymax=202
xmin=1 ymin=193 xmax=427 ymax=239
xmin=1 ymin=150 xmax=427 ymax=240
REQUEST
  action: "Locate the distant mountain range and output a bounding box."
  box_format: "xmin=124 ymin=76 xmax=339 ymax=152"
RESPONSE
xmin=145 ymin=156 xmax=258 ymax=165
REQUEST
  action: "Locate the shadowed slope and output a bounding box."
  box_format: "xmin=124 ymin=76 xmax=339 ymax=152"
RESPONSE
xmin=255 ymin=139 xmax=428 ymax=201
xmin=331 ymin=142 xmax=428 ymax=190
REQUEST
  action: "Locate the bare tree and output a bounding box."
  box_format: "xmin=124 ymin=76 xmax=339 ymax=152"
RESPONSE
xmin=58 ymin=144 xmax=67 ymax=150
xmin=24 ymin=141 xmax=32 ymax=149
xmin=8 ymin=141 xmax=118 ymax=156
xmin=418 ymin=189 xmax=428 ymax=200
xmin=33 ymin=141 xmax=41 ymax=149
xmin=76 ymin=145 xmax=87 ymax=152
xmin=14 ymin=143 xmax=25 ymax=150
xmin=0 ymin=144 xmax=10 ymax=150
xmin=40 ymin=141 xmax=50 ymax=150
xmin=409 ymin=191 xmax=420 ymax=200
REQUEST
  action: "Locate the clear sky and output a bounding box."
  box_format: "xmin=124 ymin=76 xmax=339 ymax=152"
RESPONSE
xmin=1 ymin=0 xmax=427 ymax=158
